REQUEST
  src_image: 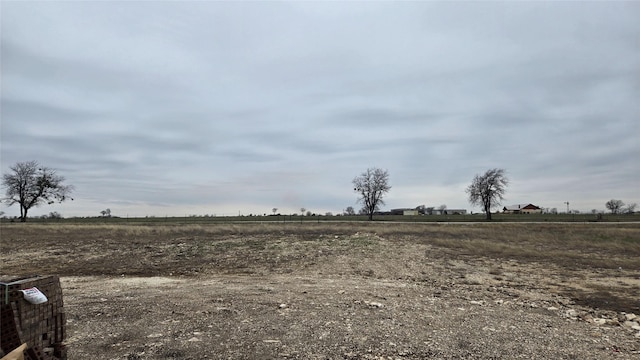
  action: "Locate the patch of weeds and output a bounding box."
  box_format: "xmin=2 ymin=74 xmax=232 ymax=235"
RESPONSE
xmin=460 ymin=277 xmax=483 ymax=286
xmin=160 ymin=348 xmax=187 ymax=359
xmin=212 ymin=239 xmax=267 ymax=251
xmin=562 ymin=289 xmax=640 ymax=313
xmin=345 ymin=234 xmax=379 ymax=247
xmin=354 ymin=269 xmax=375 ymax=278
xmin=211 ymin=240 xmax=243 ymax=250
xmin=456 ymin=339 xmax=471 ymax=350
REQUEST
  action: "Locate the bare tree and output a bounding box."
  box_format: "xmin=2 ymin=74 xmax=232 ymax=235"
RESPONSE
xmin=344 ymin=206 xmax=355 ymax=216
xmin=48 ymin=211 xmax=62 ymax=219
xmin=272 ymin=208 xmax=278 ymax=215
xmin=438 ymin=204 xmax=447 ymax=214
xmin=353 ymin=167 xmax=391 ymax=221
xmin=624 ymin=203 xmax=637 ymax=214
xmin=300 ymin=208 xmax=306 ymax=216
xmin=2 ymin=161 xmax=74 ymax=222
xmin=466 ymin=168 xmax=509 ymax=220
xmin=605 ymin=199 xmax=625 ymax=214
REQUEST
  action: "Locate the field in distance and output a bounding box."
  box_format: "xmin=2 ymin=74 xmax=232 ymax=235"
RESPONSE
xmin=1 ymin=222 xmax=639 ymax=359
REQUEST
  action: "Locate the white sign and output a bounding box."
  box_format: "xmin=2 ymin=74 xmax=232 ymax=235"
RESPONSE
xmin=19 ymin=287 xmax=48 ymax=304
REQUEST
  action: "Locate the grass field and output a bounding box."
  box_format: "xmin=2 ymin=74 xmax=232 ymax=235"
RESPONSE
xmin=3 ymin=212 xmax=638 ymax=225
xmin=2 ymin=222 xmax=639 ymax=300
xmin=1 ymin=221 xmax=639 ymax=359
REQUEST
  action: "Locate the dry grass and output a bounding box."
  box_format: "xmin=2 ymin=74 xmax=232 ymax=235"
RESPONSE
xmin=2 ymin=222 xmax=638 ymax=274
xmin=2 ymin=221 xmax=639 ymax=318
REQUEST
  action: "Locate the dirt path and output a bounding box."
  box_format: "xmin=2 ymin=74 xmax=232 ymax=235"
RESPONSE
xmin=61 ymin=272 xmax=638 ymax=359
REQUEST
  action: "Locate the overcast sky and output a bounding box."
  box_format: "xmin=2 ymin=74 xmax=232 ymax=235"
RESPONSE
xmin=1 ymin=1 xmax=638 ymax=218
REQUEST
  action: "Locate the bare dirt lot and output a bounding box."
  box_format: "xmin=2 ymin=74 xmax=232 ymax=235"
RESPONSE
xmin=1 ymin=222 xmax=639 ymax=359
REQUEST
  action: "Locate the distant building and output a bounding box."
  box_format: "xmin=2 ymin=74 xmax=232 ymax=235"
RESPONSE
xmin=450 ymin=209 xmax=467 ymax=215
xmin=503 ymin=204 xmax=542 ymax=214
xmin=389 ymin=208 xmax=418 ymax=215
xmin=386 ymin=207 xmax=467 ymax=216
xmin=427 ymin=209 xmax=467 ymax=215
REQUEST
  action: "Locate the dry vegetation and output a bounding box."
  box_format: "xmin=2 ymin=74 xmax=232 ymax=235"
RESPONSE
xmin=1 ymin=222 xmax=639 ymax=359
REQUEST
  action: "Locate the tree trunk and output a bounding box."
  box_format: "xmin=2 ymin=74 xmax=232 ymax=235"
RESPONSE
xmin=20 ymin=205 xmax=28 ymax=222
xmin=368 ymin=212 xmax=373 ymax=221
xmin=484 ymin=205 xmax=492 ymax=220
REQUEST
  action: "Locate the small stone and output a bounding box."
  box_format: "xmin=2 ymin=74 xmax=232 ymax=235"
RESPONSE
xmin=368 ymin=302 xmax=384 ymax=308
xmin=547 ymin=307 xmax=559 ymax=311
xmin=565 ymin=309 xmax=578 ymax=318
xmin=593 ymin=318 xmax=607 ymax=325
xmin=147 ymin=333 xmax=163 ymax=338
xmin=624 ymin=313 xmax=637 ymax=321
xmin=470 ymin=300 xmax=484 ymax=306
xmin=279 ymin=304 xmax=288 ymax=309
xmin=623 ymin=321 xmax=637 ymax=328
xmin=187 ymin=337 xmax=201 ymax=342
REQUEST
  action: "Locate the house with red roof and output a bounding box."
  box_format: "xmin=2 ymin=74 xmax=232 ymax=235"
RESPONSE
xmin=503 ymin=204 xmax=542 ymax=214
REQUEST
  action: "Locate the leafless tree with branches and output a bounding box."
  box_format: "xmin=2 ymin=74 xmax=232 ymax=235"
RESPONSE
xmin=2 ymin=160 xmax=74 ymax=222
xmin=353 ymin=168 xmax=391 ymax=221
xmin=466 ymin=168 xmax=508 ymax=220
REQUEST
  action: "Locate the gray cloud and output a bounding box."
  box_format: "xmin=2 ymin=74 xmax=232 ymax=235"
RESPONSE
xmin=1 ymin=1 xmax=638 ymax=217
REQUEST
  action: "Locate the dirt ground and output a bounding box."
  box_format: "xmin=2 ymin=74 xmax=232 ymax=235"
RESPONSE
xmin=1 ymin=222 xmax=639 ymax=359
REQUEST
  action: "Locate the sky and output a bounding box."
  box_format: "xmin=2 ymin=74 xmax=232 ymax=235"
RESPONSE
xmin=1 ymin=1 xmax=638 ymax=218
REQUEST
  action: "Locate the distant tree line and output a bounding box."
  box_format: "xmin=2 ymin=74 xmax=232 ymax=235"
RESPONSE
xmin=605 ymin=199 xmax=636 ymax=214
xmin=2 ymin=161 xmax=637 ymax=222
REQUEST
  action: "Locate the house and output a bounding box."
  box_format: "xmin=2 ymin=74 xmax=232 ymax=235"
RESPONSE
xmin=429 ymin=209 xmax=467 ymax=215
xmin=389 ymin=208 xmax=419 ymax=216
xmin=503 ymin=204 xmax=542 ymax=214
xmin=387 ymin=207 xmax=467 ymax=216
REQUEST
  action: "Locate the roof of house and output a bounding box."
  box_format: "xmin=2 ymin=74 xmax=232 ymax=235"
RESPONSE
xmin=503 ymin=204 xmax=541 ymax=211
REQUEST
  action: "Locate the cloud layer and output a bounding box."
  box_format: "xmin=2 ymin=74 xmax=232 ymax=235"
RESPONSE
xmin=1 ymin=2 xmax=638 ymax=217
